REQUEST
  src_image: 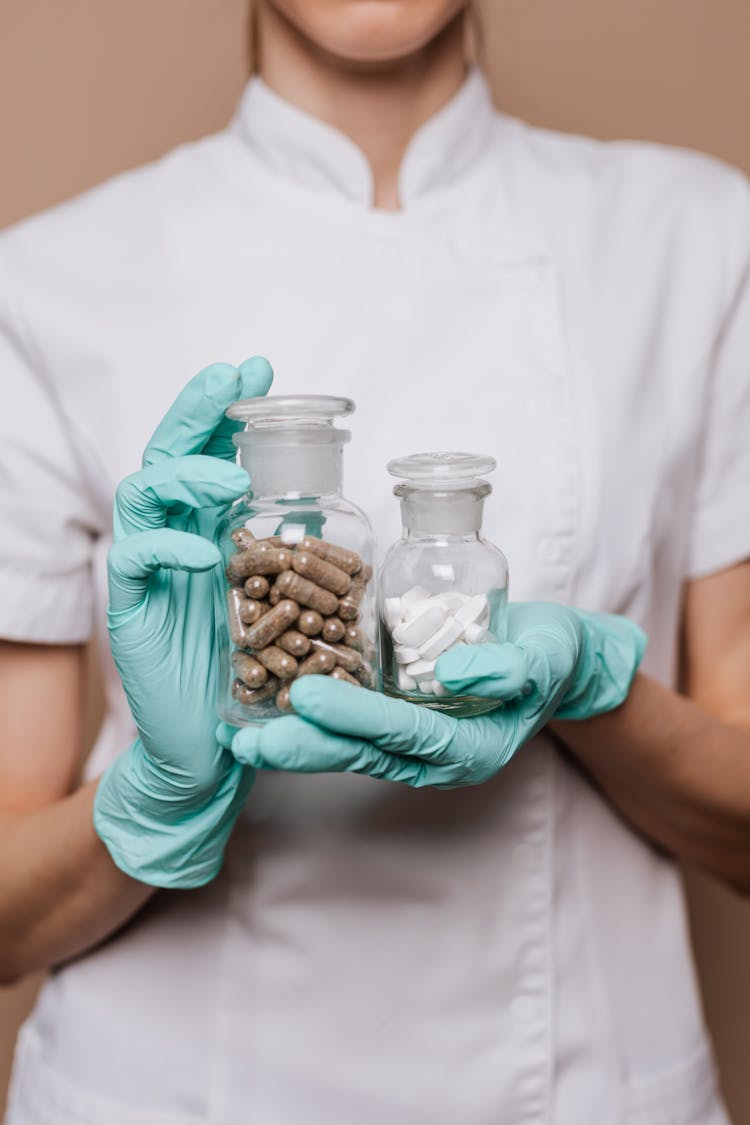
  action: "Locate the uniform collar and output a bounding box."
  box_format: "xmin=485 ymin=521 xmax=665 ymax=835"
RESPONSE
xmin=232 ymin=69 xmax=494 ymax=208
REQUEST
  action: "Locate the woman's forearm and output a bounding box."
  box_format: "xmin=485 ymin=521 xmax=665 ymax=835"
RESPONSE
xmin=551 ymin=673 xmax=750 ymax=893
xmin=0 ymin=779 xmax=154 ymax=983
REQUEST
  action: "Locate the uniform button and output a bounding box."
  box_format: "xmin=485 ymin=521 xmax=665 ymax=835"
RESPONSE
xmin=537 ymin=537 xmax=562 ymax=565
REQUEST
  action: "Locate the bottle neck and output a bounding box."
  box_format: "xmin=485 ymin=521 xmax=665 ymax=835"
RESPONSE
xmin=399 ymin=488 xmax=487 ymax=537
xmin=235 ymin=431 xmax=345 ymax=499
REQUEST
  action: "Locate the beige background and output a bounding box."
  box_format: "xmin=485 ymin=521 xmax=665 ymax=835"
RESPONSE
xmin=1 ymin=1 xmax=749 ymax=1120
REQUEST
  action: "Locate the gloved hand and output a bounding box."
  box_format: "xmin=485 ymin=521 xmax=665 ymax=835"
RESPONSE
xmin=94 ymin=357 xmax=273 ymax=887
xmin=221 ymin=602 xmax=646 ymax=789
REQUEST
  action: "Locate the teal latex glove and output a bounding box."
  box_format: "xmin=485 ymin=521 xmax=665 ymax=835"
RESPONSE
xmin=94 ymin=357 xmax=273 ymax=887
xmin=221 ymin=603 xmax=646 ymax=789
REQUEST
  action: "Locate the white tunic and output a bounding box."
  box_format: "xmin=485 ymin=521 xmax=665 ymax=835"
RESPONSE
xmin=2 ymin=71 xmax=749 ymax=1124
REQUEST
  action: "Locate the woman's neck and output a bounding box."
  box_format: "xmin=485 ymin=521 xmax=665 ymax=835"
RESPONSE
xmin=256 ymin=3 xmax=468 ymax=210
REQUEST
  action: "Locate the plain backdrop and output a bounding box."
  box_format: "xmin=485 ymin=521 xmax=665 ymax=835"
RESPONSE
xmin=1 ymin=1 xmax=749 ymax=1121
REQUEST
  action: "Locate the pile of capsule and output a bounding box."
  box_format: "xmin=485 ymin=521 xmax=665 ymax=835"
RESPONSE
xmin=226 ymin=528 xmax=373 ymax=714
xmin=383 ymin=585 xmax=490 ymax=696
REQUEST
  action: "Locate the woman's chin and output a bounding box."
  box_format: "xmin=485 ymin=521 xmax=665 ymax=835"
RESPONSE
xmin=267 ymin=0 xmax=469 ymax=67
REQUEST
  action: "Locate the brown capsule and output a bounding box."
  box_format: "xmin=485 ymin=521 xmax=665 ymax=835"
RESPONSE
xmin=297 ymin=649 xmax=337 ymax=676
xmin=298 ymin=537 xmax=363 ymax=576
xmin=279 ymin=629 xmax=312 ymax=657
xmin=276 ymin=684 xmax=294 ymax=712
xmin=232 ymin=676 xmax=279 ymax=706
xmin=245 ymin=599 xmax=300 ymax=649
xmin=321 ymin=616 xmax=346 ymax=643
xmin=331 ymin=667 xmax=362 ymax=687
xmin=255 ymin=645 xmax=299 ymax=681
xmin=258 ymin=535 xmax=284 ymax=548
xmin=239 ymin=597 xmax=268 ymax=625
xmin=337 ymin=598 xmax=360 ymax=622
xmin=226 ymin=545 xmax=294 ymax=582
xmin=268 ymin=583 xmax=281 ymax=606
xmin=231 ymin=526 xmax=255 ymax=550
xmin=359 ymin=563 xmax=374 ymax=584
xmin=227 ymin=588 xmax=252 ymax=647
xmin=348 ymin=573 xmax=367 ymax=603
xmin=297 ymin=609 xmax=324 ymax=636
xmin=275 ymin=570 xmax=339 ymax=615
xmin=336 ymin=572 xmax=367 ymax=620
xmin=292 ymin=551 xmax=352 ymax=596
xmin=343 ymin=625 xmax=365 ymax=651
xmin=244 ymin=575 xmax=270 ymax=600
xmin=231 ymin=650 xmax=269 ymax=689
xmin=311 ymin=638 xmax=364 ymax=675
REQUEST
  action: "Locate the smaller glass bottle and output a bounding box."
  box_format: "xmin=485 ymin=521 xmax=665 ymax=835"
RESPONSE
xmin=215 ymin=395 xmax=378 ymax=727
xmin=379 ymin=452 xmax=509 ymax=718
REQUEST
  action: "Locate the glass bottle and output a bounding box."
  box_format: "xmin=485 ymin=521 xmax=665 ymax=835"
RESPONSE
xmin=216 ymin=395 xmax=378 ymax=727
xmin=379 ymin=452 xmax=509 ymax=718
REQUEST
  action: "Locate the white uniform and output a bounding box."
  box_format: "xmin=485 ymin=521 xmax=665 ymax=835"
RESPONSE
xmin=2 ymin=72 xmax=749 ymax=1124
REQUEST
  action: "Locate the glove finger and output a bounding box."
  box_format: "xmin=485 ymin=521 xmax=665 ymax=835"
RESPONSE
xmin=231 ymin=716 xmax=437 ymax=786
xmin=216 ymin=721 xmax=240 ymax=750
xmin=114 ymin=455 xmax=249 ymax=539
xmin=108 ymin=529 xmax=220 ymax=614
xmin=435 ymin=643 xmax=532 ymax=699
xmin=143 ymin=357 xmax=274 ymax=466
xmin=202 ymin=357 xmax=275 ymax=461
xmin=288 ymin=677 xmax=457 ymax=757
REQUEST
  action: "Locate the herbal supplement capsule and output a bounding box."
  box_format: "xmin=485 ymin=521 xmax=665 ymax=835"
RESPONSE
xmin=231 ymin=650 xmax=269 ymax=690
xmin=276 ymin=684 xmax=294 ymax=712
xmin=348 ymin=573 xmax=367 ymax=602
xmin=227 ymin=589 xmax=252 ymax=647
xmin=337 ymin=598 xmax=360 ymax=622
xmin=292 ymin=551 xmax=352 ymax=596
xmin=244 ymin=575 xmax=270 ymax=600
xmin=321 ymin=616 xmax=346 ymax=643
xmin=337 ymin=572 xmax=366 ymax=620
xmin=255 ymin=645 xmax=298 ymax=681
xmin=279 ymin=630 xmax=311 ymax=657
xmin=268 ymin=583 xmax=281 ymax=606
xmin=226 ymin=545 xmax=294 ymax=582
xmin=239 ymin=597 xmax=267 ymax=625
xmin=297 ymin=649 xmax=337 ymax=677
xmin=258 ymin=535 xmax=285 ymax=548
xmin=245 ymin=599 xmax=300 ymax=649
xmin=299 ymin=537 xmax=362 ymax=576
xmin=275 ymin=570 xmax=339 ymax=615
xmin=231 ymin=527 xmax=256 ymax=550
xmin=331 ymin=666 xmax=361 ymax=687
xmin=297 ymin=609 xmax=324 ymax=636
xmin=311 ymin=638 xmax=364 ymax=675
xmin=232 ymin=676 xmax=279 ymax=706
xmin=343 ymin=625 xmax=365 ymax=651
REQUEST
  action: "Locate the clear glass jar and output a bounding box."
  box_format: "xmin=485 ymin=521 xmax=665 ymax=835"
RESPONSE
xmin=379 ymin=452 xmax=509 ymax=718
xmin=216 ymin=395 xmax=378 ymax=727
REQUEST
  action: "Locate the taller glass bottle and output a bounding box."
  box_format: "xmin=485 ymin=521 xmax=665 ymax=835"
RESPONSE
xmin=216 ymin=396 xmax=377 ymax=727
xmin=379 ymin=452 xmax=509 ymax=718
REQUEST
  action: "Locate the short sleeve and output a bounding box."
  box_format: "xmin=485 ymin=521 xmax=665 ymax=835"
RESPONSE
xmin=0 ymin=260 xmax=97 ymax=642
xmin=686 ymin=173 xmax=750 ymax=579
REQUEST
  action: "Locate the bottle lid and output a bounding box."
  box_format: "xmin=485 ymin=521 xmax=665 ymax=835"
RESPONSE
xmin=387 ymin=451 xmax=496 ymax=490
xmin=227 ymin=395 xmax=354 ymax=425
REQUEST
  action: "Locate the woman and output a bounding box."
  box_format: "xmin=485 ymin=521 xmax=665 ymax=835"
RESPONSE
xmin=1 ymin=1 xmax=748 ymax=1121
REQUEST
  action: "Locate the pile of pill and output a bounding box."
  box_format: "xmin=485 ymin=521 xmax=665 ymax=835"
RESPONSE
xmin=226 ymin=527 xmax=373 ymax=713
xmin=383 ymin=586 xmax=490 ymax=696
